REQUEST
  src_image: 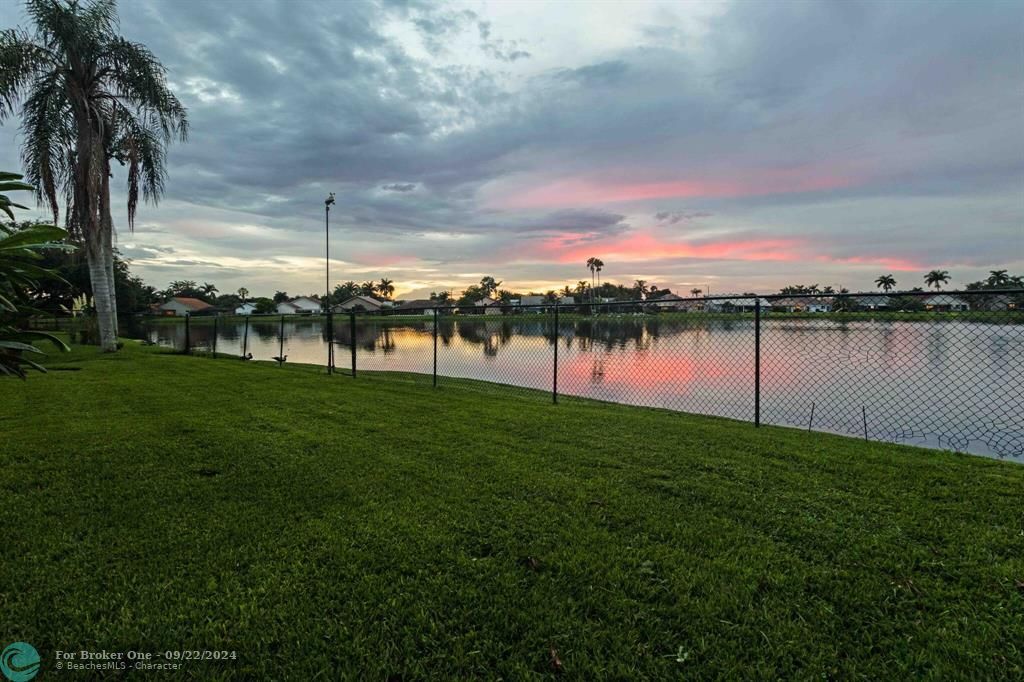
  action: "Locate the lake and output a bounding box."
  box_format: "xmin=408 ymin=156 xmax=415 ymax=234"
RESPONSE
xmin=128 ymin=315 xmax=1024 ymax=459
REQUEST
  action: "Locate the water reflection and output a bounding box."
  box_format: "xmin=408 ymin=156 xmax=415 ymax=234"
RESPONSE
xmin=129 ymin=315 xmax=1024 ymax=459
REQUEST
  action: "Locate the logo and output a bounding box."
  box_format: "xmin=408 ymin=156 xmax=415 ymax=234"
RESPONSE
xmin=1 ymin=643 xmax=40 ymax=682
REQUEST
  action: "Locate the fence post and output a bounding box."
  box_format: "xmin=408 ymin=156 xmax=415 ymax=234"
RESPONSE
xmin=553 ymin=300 xmax=559 ymax=404
xmin=278 ymin=314 xmax=285 ymax=366
xmin=242 ymin=315 xmax=249 ymax=359
xmin=326 ymin=311 xmax=334 ymax=375
xmin=754 ymin=298 xmax=761 ymax=427
xmin=212 ymin=316 xmax=218 ymax=356
xmin=433 ymin=307 xmax=438 ymax=388
xmin=184 ymin=314 xmax=191 ymax=354
xmin=350 ymin=311 xmax=357 ymax=378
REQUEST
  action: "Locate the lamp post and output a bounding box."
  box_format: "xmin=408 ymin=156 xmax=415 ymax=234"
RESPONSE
xmin=325 ymin=192 xmax=336 ymax=373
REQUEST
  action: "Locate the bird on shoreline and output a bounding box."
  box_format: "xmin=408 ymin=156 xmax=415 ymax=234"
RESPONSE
xmin=272 ymin=354 xmax=288 ymax=363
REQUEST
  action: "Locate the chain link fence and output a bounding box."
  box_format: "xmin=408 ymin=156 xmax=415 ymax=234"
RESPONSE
xmin=32 ymin=290 xmax=1024 ymax=458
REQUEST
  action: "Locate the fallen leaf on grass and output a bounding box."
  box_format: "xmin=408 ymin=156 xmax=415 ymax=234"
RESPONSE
xmin=549 ymin=646 xmax=563 ymax=674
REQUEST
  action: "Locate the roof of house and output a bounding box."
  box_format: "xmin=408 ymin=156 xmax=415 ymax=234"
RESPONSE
xmin=336 ymin=295 xmax=382 ymax=307
xmin=519 ymin=295 xmax=546 ymax=306
xmin=651 ymin=293 xmax=686 ymax=302
xmin=560 ymin=296 xmax=575 ymax=304
xmin=924 ymin=294 xmax=967 ymax=304
xmin=394 ymin=299 xmax=439 ymax=311
xmin=474 ymin=297 xmax=499 ymax=306
xmin=715 ymin=297 xmax=773 ymax=308
xmin=163 ymin=297 xmax=212 ymax=311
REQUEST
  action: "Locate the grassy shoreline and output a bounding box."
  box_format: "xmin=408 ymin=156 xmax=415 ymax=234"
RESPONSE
xmin=3 ymin=340 xmax=1023 ymax=678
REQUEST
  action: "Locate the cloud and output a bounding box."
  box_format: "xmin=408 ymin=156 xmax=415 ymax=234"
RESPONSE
xmin=655 ymin=211 xmax=713 ymax=224
xmin=381 ymin=183 xmax=417 ymax=192
xmin=0 ymin=0 xmax=1020 ymax=298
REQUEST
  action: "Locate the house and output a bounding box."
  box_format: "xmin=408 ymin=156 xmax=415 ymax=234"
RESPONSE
xmin=648 ymin=293 xmax=688 ymax=311
xmin=393 ymin=299 xmax=441 ymax=316
xmin=519 ymin=295 xmax=546 ymax=309
xmin=851 ymin=295 xmax=892 ymax=310
xmin=713 ymin=297 xmax=773 ymax=313
xmin=923 ymin=294 xmax=969 ymax=312
xmin=277 ymin=296 xmax=321 ymax=314
xmin=234 ymin=302 xmax=257 ymax=315
xmin=473 ymin=297 xmax=502 ymax=315
xmin=158 ymin=297 xmax=214 ymax=316
xmin=976 ymin=294 xmax=1017 ymax=311
xmin=332 ymin=295 xmax=383 ymax=313
xmin=804 ymin=297 xmax=832 ymax=313
xmin=773 ymin=297 xmax=831 ymax=313
xmin=559 ymin=296 xmax=575 ymax=305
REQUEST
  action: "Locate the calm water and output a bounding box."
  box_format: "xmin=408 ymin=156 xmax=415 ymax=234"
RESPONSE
xmin=129 ymin=316 xmax=1024 ymax=459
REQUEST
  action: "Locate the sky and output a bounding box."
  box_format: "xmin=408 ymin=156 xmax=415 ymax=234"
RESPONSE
xmin=1 ymin=0 xmax=1022 ymax=299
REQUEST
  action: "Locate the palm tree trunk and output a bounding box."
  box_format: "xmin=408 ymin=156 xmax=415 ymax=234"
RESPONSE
xmin=101 ymin=165 xmax=118 ymax=336
xmin=87 ymin=234 xmax=117 ymax=351
xmin=75 ymin=116 xmax=118 ymax=351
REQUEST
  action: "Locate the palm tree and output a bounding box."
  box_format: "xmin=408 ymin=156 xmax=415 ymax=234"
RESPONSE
xmin=874 ymin=274 xmax=896 ymax=292
xmin=334 ymin=281 xmax=358 ymax=300
xmin=987 ymin=270 xmax=1009 ymax=288
xmin=200 ymin=282 xmax=218 ymax=301
xmin=690 ymin=287 xmax=702 ymax=297
xmin=479 ymin=276 xmax=501 ymax=298
xmin=435 ymin=290 xmax=451 ymax=303
xmin=360 ymin=281 xmax=376 ymax=296
xmin=377 ymin=278 xmax=394 ymax=299
xmin=594 ymin=258 xmax=604 ymax=289
xmin=586 ymin=257 xmax=598 ymax=300
xmin=1 ymin=0 xmax=188 ymax=351
xmin=633 ymin=280 xmax=647 ymax=299
xmin=924 ymin=269 xmax=950 ymax=291
xmin=237 ymin=287 xmax=249 ymax=303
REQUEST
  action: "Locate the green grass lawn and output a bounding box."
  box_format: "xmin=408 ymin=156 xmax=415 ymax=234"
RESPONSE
xmin=2 ymin=341 xmax=1023 ymax=679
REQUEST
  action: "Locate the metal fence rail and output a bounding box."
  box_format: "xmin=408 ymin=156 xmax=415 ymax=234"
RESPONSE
xmin=29 ymin=289 xmax=1024 ymax=458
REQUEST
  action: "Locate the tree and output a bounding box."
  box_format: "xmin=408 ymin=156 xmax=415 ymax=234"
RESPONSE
xmin=237 ymin=287 xmax=249 ymax=303
xmin=376 ymin=278 xmax=394 ymax=299
xmin=987 ymin=270 xmax=1009 ymax=288
xmin=690 ymin=287 xmax=702 ymax=297
xmin=633 ymin=280 xmax=647 ymax=299
xmin=434 ymin=290 xmax=451 ymax=303
xmin=457 ymin=285 xmax=485 ymax=305
xmin=1 ymin=0 xmax=188 ymax=351
xmin=333 ymin=281 xmax=358 ymax=303
xmin=273 ymin=291 xmax=289 ymax=303
xmin=1 ymin=171 xmax=70 ymax=377
xmin=586 ymin=257 xmax=603 ymax=301
xmin=479 ymin=276 xmax=501 ymax=298
xmin=199 ymin=282 xmax=218 ymax=301
xmin=874 ymin=274 xmax=896 ymax=292
xmin=924 ymin=269 xmax=950 ymax=291
xmin=359 ymin=281 xmax=376 ymax=296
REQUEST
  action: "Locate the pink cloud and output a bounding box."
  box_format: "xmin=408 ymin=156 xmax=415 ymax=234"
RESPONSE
xmin=539 ymin=232 xmax=803 ymax=264
xmin=491 ymin=167 xmax=857 ymax=209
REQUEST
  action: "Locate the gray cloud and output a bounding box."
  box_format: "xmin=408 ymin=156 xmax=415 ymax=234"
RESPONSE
xmin=655 ymin=211 xmax=712 ymax=225
xmin=1 ymin=0 xmax=1021 ymax=297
